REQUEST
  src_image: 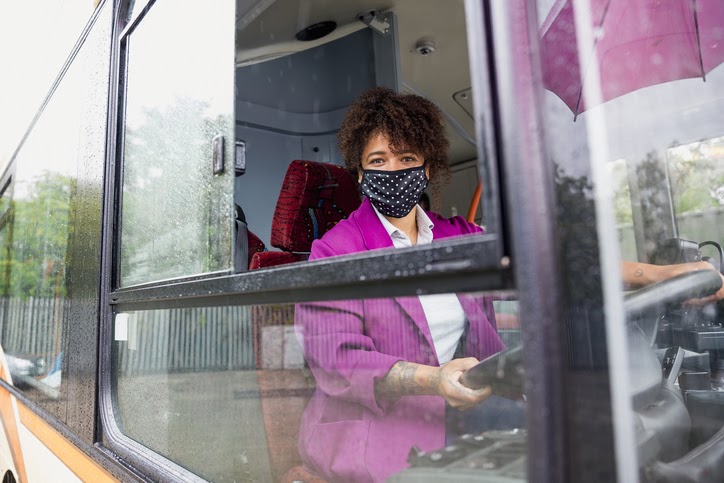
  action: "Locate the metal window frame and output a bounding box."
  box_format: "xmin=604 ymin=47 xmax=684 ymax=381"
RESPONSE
xmin=95 ymin=0 xmax=539 ymax=482
xmin=481 ymin=0 xmax=570 ymax=482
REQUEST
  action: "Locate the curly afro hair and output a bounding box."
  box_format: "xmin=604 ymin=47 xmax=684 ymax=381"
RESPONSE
xmin=338 ymin=87 xmax=451 ymax=193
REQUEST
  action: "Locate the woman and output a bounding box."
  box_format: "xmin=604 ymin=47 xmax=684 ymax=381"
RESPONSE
xmin=294 ymin=88 xmax=504 ymax=482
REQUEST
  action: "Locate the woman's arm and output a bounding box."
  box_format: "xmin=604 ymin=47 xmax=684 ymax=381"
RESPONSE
xmin=375 ymin=358 xmax=492 ymax=411
xmin=621 ymin=260 xmax=724 ymax=302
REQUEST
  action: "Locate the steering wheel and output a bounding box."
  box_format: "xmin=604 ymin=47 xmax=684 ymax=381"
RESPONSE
xmin=624 ymin=269 xmax=722 ymax=320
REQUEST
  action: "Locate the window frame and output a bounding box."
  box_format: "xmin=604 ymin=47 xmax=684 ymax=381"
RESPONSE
xmin=109 ymin=0 xmax=514 ymax=302
xmin=97 ymin=0 xmax=527 ymax=481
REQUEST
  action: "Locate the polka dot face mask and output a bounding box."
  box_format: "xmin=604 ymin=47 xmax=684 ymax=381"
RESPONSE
xmin=360 ymin=165 xmax=429 ymax=218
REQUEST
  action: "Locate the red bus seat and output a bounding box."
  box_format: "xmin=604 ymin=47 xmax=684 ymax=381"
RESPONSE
xmin=249 ymin=160 xmax=360 ymax=269
xmin=251 ymin=160 xmax=360 ymax=481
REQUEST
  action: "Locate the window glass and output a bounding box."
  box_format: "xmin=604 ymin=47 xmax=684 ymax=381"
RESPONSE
xmin=118 ymin=0 xmax=236 ymax=287
xmin=0 ymin=4 xmax=112 ymax=401
xmin=114 ymin=306 xmax=260 ymax=481
xmin=610 ymin=158 xmax=638 ymax=260
xmin=0 ymin=2 xmax=97 ymax=168
xmin=113 ymin=291 xmax=524 ymax=481
xmin=667 ymin=136 xmax=724 ymax=245
xmin=538 ymin=0 xmax=724 ymax=478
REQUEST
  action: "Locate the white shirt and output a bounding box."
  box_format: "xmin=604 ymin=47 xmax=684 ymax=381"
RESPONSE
xmin=373 ymin=205 xmax=467 ymax=364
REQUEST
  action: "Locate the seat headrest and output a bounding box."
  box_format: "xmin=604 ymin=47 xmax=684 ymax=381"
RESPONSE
xmin=271 ymin=160 xmax=361 ymax=252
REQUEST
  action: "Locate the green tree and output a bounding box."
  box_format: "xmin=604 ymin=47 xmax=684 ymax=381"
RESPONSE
xmin=2 ymin=171 xmax=73 ymax=299
xmin=120 ymin=98 xmax=233 ymax=286
xmin=667 ymin=138 xmax=724 ymax=214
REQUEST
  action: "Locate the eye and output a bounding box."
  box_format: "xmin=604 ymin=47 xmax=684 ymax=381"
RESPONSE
xmin=369 ymin=158 xmax=384 ymax=165
xmin=402 ymin=156 xmax=417 ymax=163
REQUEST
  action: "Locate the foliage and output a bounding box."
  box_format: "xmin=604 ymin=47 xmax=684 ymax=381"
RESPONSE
xmin=554 ymin=165 xmax=602 ymax=305
xmin=0 ymin=171 xmax=73 ymax=299
xmin=667 ymin=138 xmax=724 ymax=214
xmin=610 ymin=160 xmax=633 ymax=225
xmin=119 ymin=98 xmax=233 ymax=286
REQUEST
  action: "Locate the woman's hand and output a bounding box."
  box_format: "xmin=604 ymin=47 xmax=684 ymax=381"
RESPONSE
xmin=374 ymin=358 xmax=492 ymax=411
xmin=672 ymin=261 xmax=724 ymax=305
xmin=432 ymin=357 xmax=493 ymax=411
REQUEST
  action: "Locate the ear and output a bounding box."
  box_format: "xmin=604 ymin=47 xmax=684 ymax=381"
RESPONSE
xmin=358 ymin=168 xmax=363 ymax=184
xmin=425 ymin=165 xmax=431 ymax=180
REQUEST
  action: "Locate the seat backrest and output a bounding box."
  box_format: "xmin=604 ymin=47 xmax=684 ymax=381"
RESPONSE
xmin=250 ymin=161 xmax=358 ymax=480
xmin=250 ymin=160 xmax=360 ymax=269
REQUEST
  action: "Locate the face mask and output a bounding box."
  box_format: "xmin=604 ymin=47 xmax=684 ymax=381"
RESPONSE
xmin=360 ymin=165 xmax=429 ymax=218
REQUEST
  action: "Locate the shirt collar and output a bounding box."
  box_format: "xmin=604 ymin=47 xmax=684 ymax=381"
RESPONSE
xmin=372 ymin=204 xmax=435 ymax=245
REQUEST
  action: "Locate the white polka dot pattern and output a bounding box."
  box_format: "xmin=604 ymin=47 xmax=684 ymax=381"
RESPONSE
xmin=360 ymin=166 xmax=429 ymax=218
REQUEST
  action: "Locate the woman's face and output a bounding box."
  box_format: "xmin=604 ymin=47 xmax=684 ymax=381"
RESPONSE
xmin=358 ymin=133 xmax=428 ymax=182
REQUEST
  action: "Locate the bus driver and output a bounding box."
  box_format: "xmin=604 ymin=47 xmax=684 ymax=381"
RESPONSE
xmin=294 ymin=88 xmax=504 ymax=482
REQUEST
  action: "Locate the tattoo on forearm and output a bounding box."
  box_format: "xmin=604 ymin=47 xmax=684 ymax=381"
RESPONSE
xmin=375 ymin=361 xmax=422 ymax=400
xmin=634 ymin=268 xmax=643 ymax=278
xmin=428 ymin=368 xmax=442 ymax=393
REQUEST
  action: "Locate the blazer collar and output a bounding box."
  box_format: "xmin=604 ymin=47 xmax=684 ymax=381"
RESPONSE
xmin=358 ymin=198 xmax=395 ymax=251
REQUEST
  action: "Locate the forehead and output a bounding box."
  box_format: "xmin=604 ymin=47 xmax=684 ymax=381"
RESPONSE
xmin=362 ymin=132 xmax=416 ymax=154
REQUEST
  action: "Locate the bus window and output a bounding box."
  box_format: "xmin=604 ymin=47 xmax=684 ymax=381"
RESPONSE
xmin=117 ymin=0 xmax=236 ymax=287
xmin=609 ymin=158 xmax=639 ymax=260
xmin=537 ymin=0 xmax=724 ymax=479
xmin=112 ymin=306 xmax=263 ymax=481
xmin=0 ymin=2 xmax=99 ymax=168
xmin=0 ymin=2 xmax=111 ymax=411
xmin=112 ymin=291 xmax=524 ymax=482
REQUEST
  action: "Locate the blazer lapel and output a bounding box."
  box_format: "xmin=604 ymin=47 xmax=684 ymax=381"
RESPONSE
xmin=357 ymin=198 xmax=395 ymax=251
xmin=394 ymin=296 xmax=437 ymax=360
xmin=352 ymin=200 xmax=439 ymax=355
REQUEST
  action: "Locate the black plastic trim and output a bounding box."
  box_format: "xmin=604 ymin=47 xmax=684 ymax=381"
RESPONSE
xmin=485 ymin=1 xmax=569 ymax=482
xmin=109 ymin=236 xmax=512 ymax=310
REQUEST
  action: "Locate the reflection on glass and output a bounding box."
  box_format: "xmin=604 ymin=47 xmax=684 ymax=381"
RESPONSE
xmin=119 ymin=0 xmax=235 ymax=287
xmin=538 ymin=0 xmax=724 ymax=480
xmin=0 ymin=4 xmax=111 ymax=399
xmin=2 ymin=168 xmax=70 ymax=397
xmin=609 ymin=158 xmax=638 ymax=260
xmin=113 ymin=294 xmax=525 ymax=482
xmin=667 ymin=136 xmax=724 ymax=244
xmin=114 ymin=306 xmax=267 ymax=482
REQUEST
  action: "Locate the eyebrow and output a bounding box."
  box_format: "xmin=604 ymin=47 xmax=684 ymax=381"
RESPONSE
xmin=365 ymin=150 xmax=417 ymax=159
xmin=365 ymin=150 xmax=388 ymax=159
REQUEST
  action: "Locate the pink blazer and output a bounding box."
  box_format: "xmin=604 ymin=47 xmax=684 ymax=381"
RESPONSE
xmin=295 ymin=198 xmax=504 ymax=482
